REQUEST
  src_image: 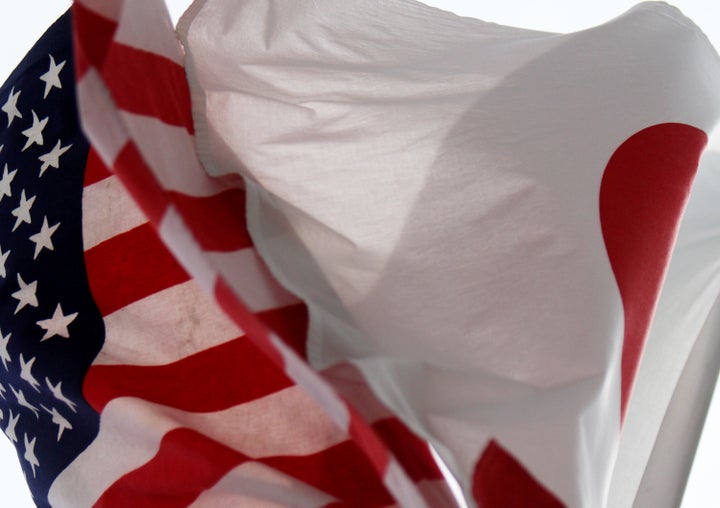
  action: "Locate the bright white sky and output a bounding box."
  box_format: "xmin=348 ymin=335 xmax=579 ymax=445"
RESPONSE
xmin=0 ymin=1 xmax=718 ymax=506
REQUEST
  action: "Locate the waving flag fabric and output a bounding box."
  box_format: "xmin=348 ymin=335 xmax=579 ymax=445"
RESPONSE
xmin=0 ymin=6 xmax=455 ymax=508
xmin=2 ymin=1 xmax=720 ymax=508
xmin=0 ymin=11 xmax=99 ymax=504
xmin=70 ymin=1 xmax=454 ymax=507
xmin=177 ymin=0 xmax=720 ymax=506
xmin=608 ymin=147 xmax=720 ymax=507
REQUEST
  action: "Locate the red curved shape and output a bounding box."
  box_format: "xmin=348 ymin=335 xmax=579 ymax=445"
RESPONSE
xmin=599 ymin=123 xmax=707 ymax=419
xmin=83 ymin=337 xmax=294 ymax=413
xmin=472 ymin=440 xmax=564 ymax=507
xmin=95 ymin=428 xmax=395 ymax=507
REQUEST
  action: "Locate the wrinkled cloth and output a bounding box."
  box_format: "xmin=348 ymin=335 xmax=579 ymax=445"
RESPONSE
xmin=179 ymin=1 xmax=720 ymax=505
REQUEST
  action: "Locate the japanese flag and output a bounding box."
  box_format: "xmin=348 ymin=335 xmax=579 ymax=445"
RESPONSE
xmin=177 ymin=1 xmax=720 ymax=506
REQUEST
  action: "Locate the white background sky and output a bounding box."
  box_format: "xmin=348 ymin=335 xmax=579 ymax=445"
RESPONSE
xmin=0 ymin=1 xmax=718 ymax=506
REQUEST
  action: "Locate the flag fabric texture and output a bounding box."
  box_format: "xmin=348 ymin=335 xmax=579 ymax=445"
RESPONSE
xmin=610 ymin=147 xmax=720 ymax=507
xmin=0 ymin=10 xmax=100 ymax=504
xmin=177 ymin=0 xmax=720 ymax=507
xmin=0 ymin=6 xmax=453 ymax=508
xmin=0 ymin=1 xmax=719 ymax=508
xmin=72 ymin=1 xmax=454 ymax=507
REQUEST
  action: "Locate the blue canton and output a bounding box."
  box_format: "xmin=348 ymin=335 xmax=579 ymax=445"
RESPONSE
xmin=0 ymin=11 xmax=104 ymax=507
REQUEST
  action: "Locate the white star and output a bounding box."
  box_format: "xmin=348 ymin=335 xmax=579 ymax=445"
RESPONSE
xmin=29 ymin=216 xmax=59 ymax=259
xmin=11 ymin=274 xmax=38 ymax=314
xmin=1 ymin=87 xmax=22 ymax=126
xmin=19 ymin=354 xmax=40 ymax=393
xmin=0 ymin=163 xmax=17 ymax=203
xmin=37 ymin=303 xmax=78 ymax=341
xmin=10 ymin=386 xmax=39 ymax=418
xmin=41 ymin=405 xmax=72 ymax=442
xmin=38 ymin=140 xmax=72 ymax=177
xmin=45 ymin=378 xmax=77 ymax=413
xmin=0 ymin=245 xmax=9 ymax=279
xmin=0 ymin=382 xmax=5 ymax=400
xmin=11 ymin=189 xmax=36 ymax=231
xmin=23 ymin=434 xmax=39 ymax=478
xmin=39 ymin=55 xmax=66 ymax=99
xmin=20 ymin=110 xmax=48 ymax=151
xmin=5 ymin=410 xmax=19 ymax=443
xmin=0 ymin=330 xmax=10 ymax=370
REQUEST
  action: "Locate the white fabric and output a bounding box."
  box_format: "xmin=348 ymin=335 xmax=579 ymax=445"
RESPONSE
xmin=609 ymin=149 xmax=720 ymax=508
xmin=178 ymin=1 xmax=720 ymax=506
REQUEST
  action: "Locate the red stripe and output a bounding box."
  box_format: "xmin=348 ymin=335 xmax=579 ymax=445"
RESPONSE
xmin=72 ymin=2 xmax=418 ymax=507
xmin=84 ymin=223 xmax=190 ymax=316
xmin=168 ymin=189 xmax=254 ymax=252
xmin=83 ymin=337 xmax=293 ymax=413
xmin=599 ymin=123 xmax=706 ymax=418
xmin=113 ymin=142 xmax=168 ymax=224
xmin=257 ymin=303 xmax=309 ymax=359
xmin=72 ymin=3 xmax=117 ymax=78
xmin=83 ymin=146 xmax=112 ymax=187
xmin=96 ymin=428 xmax=395 ymax=508
xmin=213 ymin=279 xmax=400 ymax=503
xmin=321 ymin=362 xmax=450 ymax=503
xmin=94 ymin=428 xmax=244 ymax=508
xmin=372 ymin=418 xmax=444 ymax=482
xmin=348 ymin=408 xmax=390 ymax=478
xmin=472 ymin=440 xmax=564 ymax=508
xmin=102 ymin=43 xmax=194 ymax=133
xmin=213 ymin=277 xmax=285 ymax=368
xmin=263 ymin=440 xmax=394 ymax=507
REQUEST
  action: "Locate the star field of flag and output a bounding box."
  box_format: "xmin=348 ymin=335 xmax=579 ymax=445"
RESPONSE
xmin=0 ymin=12 xmax=103 ymax=507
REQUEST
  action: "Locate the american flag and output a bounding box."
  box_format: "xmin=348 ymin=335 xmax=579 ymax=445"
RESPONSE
xmin=0 ymin=10 xmax=101 ymax=505
xmin=0 ymin=5 xmax=458 ymax=507
xmin=11 ymin=1 xmax=713 ymax=507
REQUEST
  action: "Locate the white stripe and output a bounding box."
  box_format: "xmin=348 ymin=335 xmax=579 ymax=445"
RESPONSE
xmin=95 ymin=280 xmax=242 ymax=366
xmin=49 ymin=398 xmax=175 ymax=508
xmin=383 ymin=459 xmax=430 ymax=508
xmin=77 ymin=70 xmax=128 ymax=168
xmin=82 ymin=175 xmax=148 ymax=250
xmin=115 ymin=1 xmax=184 ymax=65
xmin=187 ymin=462 xmax=336 ymax=508
xmin=207 ymin=249 xmax=301 ymax=312
xmin=158 ymin=206 xmax=218 ymax=293
xmin=119 ymin=111 xmax=230 ymax=197
xmin=272 ymin=334 xmax=351 ymax=434
xmin=49 ymin=387 xmax=347 ymax=508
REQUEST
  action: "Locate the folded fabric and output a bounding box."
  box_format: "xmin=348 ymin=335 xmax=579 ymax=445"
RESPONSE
xmin=179 ymin=1 xmax=720 ymax=506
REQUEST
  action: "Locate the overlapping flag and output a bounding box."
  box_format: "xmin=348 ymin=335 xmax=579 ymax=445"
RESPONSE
xmin=0 ymin=1 xmax=719 ymax=507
